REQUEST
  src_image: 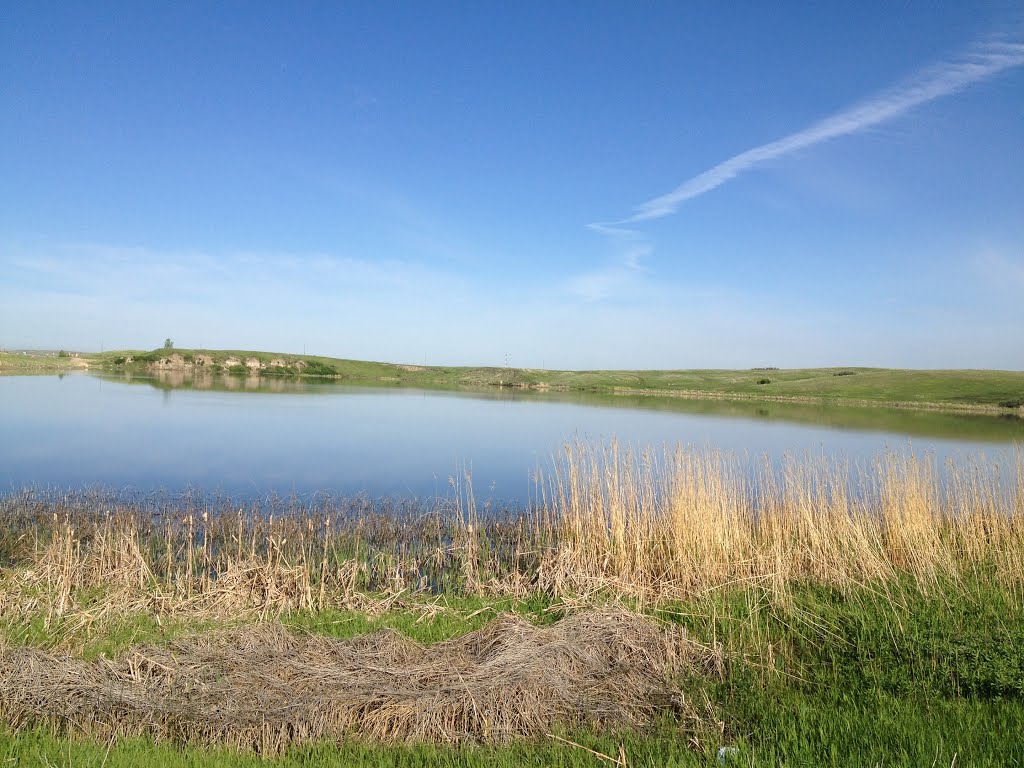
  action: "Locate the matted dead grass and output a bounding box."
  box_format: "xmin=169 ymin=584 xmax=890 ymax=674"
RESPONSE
xmin=0 ymin=609 xmax=722 ymax=752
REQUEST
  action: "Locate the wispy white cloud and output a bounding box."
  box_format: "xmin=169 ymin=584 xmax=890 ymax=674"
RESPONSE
xmin=976 ymin=248 xmax=1024 ymax=288
xmin=4 ymin=242 xmax=456 ymax=301
xmin=589 ymin=37 xmax=1024 ymax=230
xmin=0 ymin=240 xmax=483 ymax=357
xmin=570 ymin=217 xmax=656 ymax=301
xmin=618 ymin=39 xmax=1024 ymax=224
xmin=567 ymin=244 xmax=651 ymax=302
xmin=585 ymin=222 xmax=639 ymax=239
xmin=573 ymin=35 xmax=1024 ymax=305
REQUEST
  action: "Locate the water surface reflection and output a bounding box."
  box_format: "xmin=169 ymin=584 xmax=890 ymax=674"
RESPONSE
xmin=1 ymin=372 xmax=1020 ymax=503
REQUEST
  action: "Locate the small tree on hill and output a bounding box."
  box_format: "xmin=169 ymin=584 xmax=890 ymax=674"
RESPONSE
xmin=164 ymin=338 xmax=174 ymax=349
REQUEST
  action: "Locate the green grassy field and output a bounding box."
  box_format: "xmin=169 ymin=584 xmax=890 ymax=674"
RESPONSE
xmin=2 ymin=582 xmax=1022 ymax=767
xmin=0 ymin=350 xmax=85 ymax=372
xmin=81 ymin=346 xmax=1024 ymax=412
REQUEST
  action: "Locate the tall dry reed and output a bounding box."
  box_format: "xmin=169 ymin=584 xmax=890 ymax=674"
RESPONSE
xmin=539 ymin=441 xmax=1023 ymax=600
xmin=1 ymin=442 xmax=1021 ymax=618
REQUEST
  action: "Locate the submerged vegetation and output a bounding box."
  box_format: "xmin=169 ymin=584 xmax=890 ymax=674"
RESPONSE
xmin=1 ymin=443 xmax=1023 ymax=764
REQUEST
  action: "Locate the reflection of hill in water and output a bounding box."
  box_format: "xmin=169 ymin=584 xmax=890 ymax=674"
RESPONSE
xmin=553 ymin=392 xmax=1024 ymax=444
xmin=104 ymin=369 xmax=336 ymax=394
xmin=93 ymin=371 xmax=1024 ymax=444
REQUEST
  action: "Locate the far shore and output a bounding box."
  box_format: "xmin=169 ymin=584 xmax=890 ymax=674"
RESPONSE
xmin=2 ymin=347 xmax=1022 ymax=417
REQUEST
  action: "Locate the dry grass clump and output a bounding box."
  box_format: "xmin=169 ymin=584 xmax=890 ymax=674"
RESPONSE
xmin=0 ymin=503 xmax=439 ymax=633
xmin=0 ymin=609 xmax=720 ymax=752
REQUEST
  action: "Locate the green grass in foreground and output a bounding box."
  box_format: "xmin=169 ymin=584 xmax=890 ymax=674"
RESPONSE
xmin=87 ymin=346 xmax=1024 ymax=410
xmin=3 ymin=578 xmax=1023 ymax=766
xmin=4 ymin=699 xmax=1021 ymax=767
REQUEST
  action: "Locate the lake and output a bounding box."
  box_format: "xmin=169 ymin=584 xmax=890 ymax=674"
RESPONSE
xmin=2 ymin=371 xmax=1022 ymax=505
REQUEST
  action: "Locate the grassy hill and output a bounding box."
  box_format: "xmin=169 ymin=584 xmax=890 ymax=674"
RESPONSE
xmin=78 ymin=347 xmax=1024 ymax=413
xmin=0 ymin=350 xmax=87 ymax=372
xmin=5 ymin=347 xmax=1021 ymax=412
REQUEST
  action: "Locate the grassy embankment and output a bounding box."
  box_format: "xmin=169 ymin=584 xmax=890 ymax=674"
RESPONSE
xmin=0 ymin=350 xmax=86 ymax=373
xmin=2 ymin=444 xmax=1023 ymax=766
xmin=79 ymin=346 xmax=1024 ymax=413
xmin=5 ymin=345 xmax=1023 ymax=411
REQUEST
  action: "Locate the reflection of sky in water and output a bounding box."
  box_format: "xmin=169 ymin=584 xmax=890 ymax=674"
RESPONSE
xmin=1 ymin=374 xmax=1020 ymax=505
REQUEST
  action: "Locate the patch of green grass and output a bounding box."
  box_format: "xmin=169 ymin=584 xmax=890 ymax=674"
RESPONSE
xmin=2 ymin=695 xmax=1021 ymax=767
xmin=302 ymin=360 xmax=338 ymax=377
xmin=0 ymin=589 xmax=231 ymax=659
xmin=284 ymin=594 xmax=557 ymax=644
xmin=720 ymin=688 xmax=1024 ymax=767
xmin=0 ymin=726 xmax=715 ymax=768
xmin=670 ymin=577 xmax=1024 ymax=766
xmin=0 ymin=591 xmax=558 ymax=658
xmin=0 ymin=351 xmax=82 ymax=372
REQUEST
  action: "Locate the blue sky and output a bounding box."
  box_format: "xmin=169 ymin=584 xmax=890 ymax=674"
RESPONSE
xmin=2 ymin=2 xmax=1022 ymax=369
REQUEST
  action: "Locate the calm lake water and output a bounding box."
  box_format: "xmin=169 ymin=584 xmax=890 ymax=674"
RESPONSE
xmin=2 ymin=372 xmax=1022 ymax=505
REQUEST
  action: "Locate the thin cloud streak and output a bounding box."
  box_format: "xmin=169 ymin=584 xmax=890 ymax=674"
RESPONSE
xmin=567 ymin=243 xmax=651 ymax=302
xmin=619 ymin=39 xmax=1024 ymax=224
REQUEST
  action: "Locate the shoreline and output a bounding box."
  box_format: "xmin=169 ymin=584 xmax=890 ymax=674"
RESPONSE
xmin=602 ymin=384 xmax=1024 ymax=416
xmin=1 ymin=460 xmax=1022 ymax=764
xmin=3 ymin=347 xmax=1022 ymax=418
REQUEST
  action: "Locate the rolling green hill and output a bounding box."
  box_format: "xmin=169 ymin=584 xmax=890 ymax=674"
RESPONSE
xmin=76 ymin=347 xmax=1024 ymax=413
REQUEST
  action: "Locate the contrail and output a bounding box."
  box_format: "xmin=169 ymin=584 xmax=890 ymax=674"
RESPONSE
xmin=613 ymin=39 xmax=1024 ymax=225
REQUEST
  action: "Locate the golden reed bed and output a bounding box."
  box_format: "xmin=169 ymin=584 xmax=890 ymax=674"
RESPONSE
xmin=1 ymin=442 xmax=1021 ymax=617
xmin=0 ymin=442 xmax=1020 ymax=750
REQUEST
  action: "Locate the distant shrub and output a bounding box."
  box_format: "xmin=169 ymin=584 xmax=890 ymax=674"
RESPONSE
xmin=757 ymin=378 xmax=772 ymax=385
xmin=751 ymin=367 xmax=779 ymax=371
xmin=111 ymin=356 xmax=127 ymax=365
xmin=304 ymin=361 xmax=338 ymax=377
xmin=999 ymin=399 xmax=1024 ymax=409
xmin=834 ymin=370 xmax=856 ymax=377
xmin=228 ymin=364 xmax=249 ymax=375
xmin=263 ymin=365 xmax=300 ymax=376
xmin=57 ymin=350 xmax=69 ymax=358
